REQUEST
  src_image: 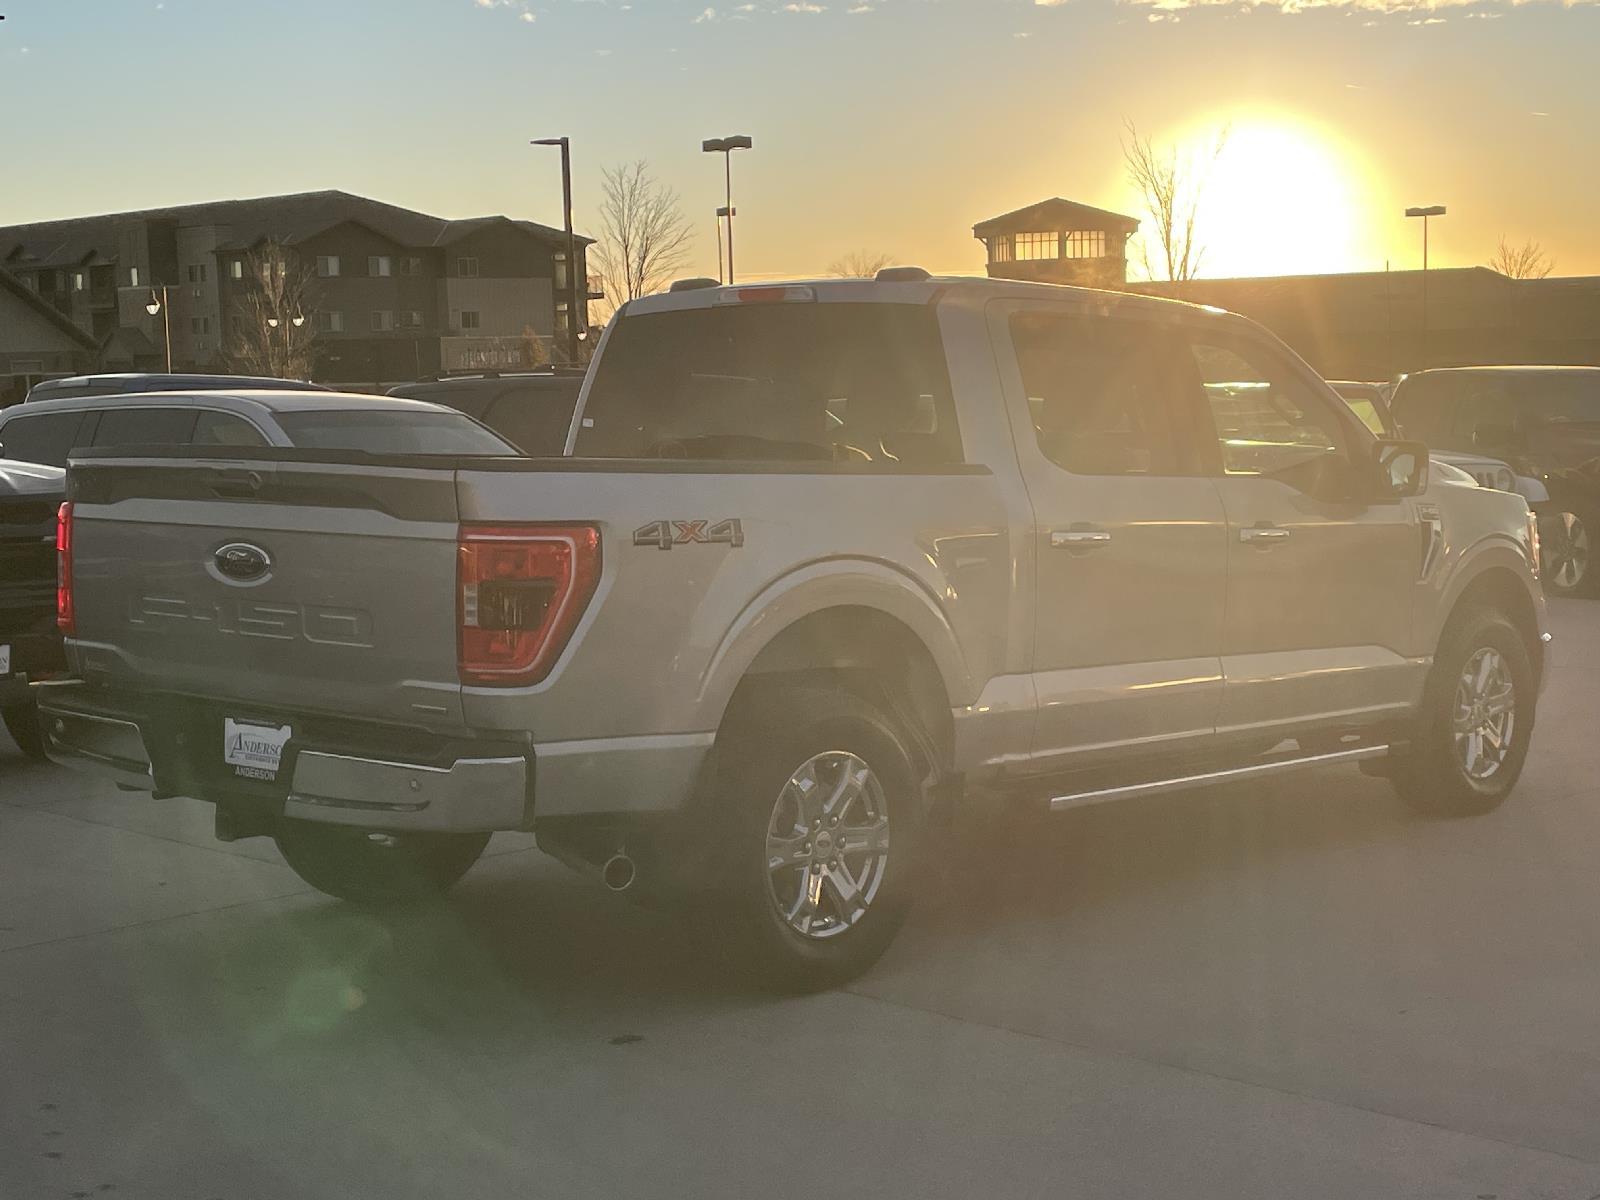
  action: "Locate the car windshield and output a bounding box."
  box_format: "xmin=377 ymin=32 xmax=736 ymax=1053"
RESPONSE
xmin=274 ymin=409 xmax=515 ymax=454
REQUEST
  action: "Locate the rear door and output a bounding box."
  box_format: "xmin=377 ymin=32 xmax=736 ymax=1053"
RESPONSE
xmin=68 ymin=455 xmax=467 ymax=727
xmin=1180 ymin=327 xmax=1420 ymax=739
xmin=992 ymin=302 xmax=1228 ymax=770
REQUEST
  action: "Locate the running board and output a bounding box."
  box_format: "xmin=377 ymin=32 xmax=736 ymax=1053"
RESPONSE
xmin=1048 ymin=744 xmax=1391 ymax=812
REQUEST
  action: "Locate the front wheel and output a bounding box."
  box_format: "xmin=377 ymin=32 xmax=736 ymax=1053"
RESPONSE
xmin=2 ymin=703 xmax=48 ymax=761
xmin=1539 ymin=505 xmax=1596 ymax=598
xmin=711 ymin=687 xmax=924 ymax=993
xmin=274 ymin=821 xmax=490 ymax=905
xmin=1392 ymin=606 xmax=1535 ymax=816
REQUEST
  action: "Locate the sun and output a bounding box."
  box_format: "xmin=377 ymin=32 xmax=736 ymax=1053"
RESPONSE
xmin=1151 ymin=117 xmax=1374 ymax=280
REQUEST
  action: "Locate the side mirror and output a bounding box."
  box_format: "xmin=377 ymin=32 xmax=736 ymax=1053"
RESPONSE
xmin=1372 ymin=439 xmax=1429 ymax=499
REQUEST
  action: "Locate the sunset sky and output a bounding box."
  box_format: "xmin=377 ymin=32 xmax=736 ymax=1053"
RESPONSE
xmin=3 ymin=0 xmax=1597 ymax=283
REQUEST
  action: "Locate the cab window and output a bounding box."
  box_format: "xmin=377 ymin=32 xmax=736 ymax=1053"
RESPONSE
xmin=0 ymin=411 xmax=89 ymax=466
xmin=90 ymin=406 xmax=199 ymax=448
xmin=1185 ymin=337 xmax=1347 ymax=478
xmin=192 ymin=410 xmax=269 ymax=447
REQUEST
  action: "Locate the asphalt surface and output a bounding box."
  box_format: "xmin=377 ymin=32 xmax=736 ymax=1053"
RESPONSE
xmin=4 ymin=601 xmax=1600 ymax=1200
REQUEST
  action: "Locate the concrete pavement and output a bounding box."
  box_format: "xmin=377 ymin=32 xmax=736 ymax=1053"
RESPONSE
xmin=4 ymin=602 xmax=1600 ymax=1199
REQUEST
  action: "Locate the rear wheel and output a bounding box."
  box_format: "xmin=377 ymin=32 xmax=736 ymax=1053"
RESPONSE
xmin=1392 ymin=606 xmax=1535 ymax=816
xmin=711 ymin=687 xmax=924 ymax=992
xmin=2 ymin=703 xmax=48 ymax=761
xmin=1539 ymin=505 xmax=1596 ymax=598
xmin=274 ymin=821 xmax=490 ymax=905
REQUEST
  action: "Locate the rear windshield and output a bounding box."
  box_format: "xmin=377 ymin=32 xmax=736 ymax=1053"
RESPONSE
xmin=1393 ymin=372 xmax=1600 ymax=442
xmin=274 ymin=409 xmax=515 ymax=454
xmin=574 ymin=301 xmax=960 ymax=466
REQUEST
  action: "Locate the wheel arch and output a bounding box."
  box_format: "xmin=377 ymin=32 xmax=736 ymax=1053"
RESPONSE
xmin=1436 ymin=557 xmax=1543 ymax=674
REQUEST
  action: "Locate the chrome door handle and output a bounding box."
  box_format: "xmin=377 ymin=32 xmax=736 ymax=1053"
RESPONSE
xmin=1239 ymin=525 xmax=1291 ymax=546
xmin=1051 ymin=529 xmax=1112 ymax=550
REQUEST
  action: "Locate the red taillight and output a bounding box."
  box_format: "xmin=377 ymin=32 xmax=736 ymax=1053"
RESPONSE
xmin=56 ymin=500 xmax=74 ymax=634
xmin=457 ymin=524 xmax=601 ymax=686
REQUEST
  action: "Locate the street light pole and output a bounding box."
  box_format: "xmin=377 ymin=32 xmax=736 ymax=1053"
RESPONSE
xmin=1405 ymin=205 xmax=1446 ymax=368
xmin=144 ymin=285 xmax=172 ymax=372
xmin=702 ymin=135 xmax=753 ymax=284
xmin=533 ymin=136 xmax=581 ymax=366
xmin=716 ymin=206 xmax=735 ymax=285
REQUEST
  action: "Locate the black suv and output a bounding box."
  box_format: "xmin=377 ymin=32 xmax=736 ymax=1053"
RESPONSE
xmin=1391 ymin=366 xmax=1600 ymax=598
xmin=0 ymin=462 xmax=66 ymax=759
xmin=388 ymin=369 xmax=584 ymax=456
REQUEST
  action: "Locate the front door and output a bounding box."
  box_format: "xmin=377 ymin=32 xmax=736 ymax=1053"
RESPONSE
xmin=993 ymin=302 xmax=1228 ymax=772
xmin=1180 ymin=328 xmax=1423 ymax=742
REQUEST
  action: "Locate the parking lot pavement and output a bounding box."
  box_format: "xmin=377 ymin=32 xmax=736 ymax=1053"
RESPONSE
xmin=4 ymin=603 xmax=1600 ymax=1200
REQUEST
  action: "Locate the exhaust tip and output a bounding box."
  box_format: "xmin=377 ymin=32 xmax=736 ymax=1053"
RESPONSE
xmin=601 ymin=853 xmax=636 ymax=892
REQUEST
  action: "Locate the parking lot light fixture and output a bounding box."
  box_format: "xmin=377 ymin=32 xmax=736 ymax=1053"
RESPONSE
xmin=702 ymin=135 xmax=753 ymax=283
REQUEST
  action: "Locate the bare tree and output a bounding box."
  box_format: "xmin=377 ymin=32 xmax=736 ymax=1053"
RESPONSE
xmin=589 ymin=161 xmax=694 ymax=317
xmin=1121 ymin=119 xmax=1228 ymax=282
xmin=1489 ymin=236 xmax=1554 ymax=279
xmin=827 ymin=249 xmax=895 ymax=278
xmin=225 ymin=240 xmax=319 ymax=379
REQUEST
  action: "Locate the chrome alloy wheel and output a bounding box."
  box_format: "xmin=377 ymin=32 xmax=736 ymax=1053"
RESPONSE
xmin=1541 ymin=510 xmax=1591 ymax=592
xmin=764 ymin=751 xmax=891 ymax=940
xmin=1453 ymin=647 xmax=1517 ymax=782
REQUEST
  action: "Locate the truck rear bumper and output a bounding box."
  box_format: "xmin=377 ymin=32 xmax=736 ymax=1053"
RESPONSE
xmin=37 ymin=683 xmax=530 ymax=833
xmin=35 ymin=684 xmax=712 ymax=831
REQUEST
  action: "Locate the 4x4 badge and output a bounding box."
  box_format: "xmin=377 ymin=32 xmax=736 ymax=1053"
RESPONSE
xmin=633 ymin=519 xmax=744 ymax=551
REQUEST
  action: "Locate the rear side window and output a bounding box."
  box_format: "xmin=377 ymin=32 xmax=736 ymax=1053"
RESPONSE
xmin=575 ymin=302 xmax=960 ymax=466
xmin=0 ymin=411 xmax=88 ymax=466
xmin=1010 ymin=312 xmax=1194 ymax=476
xmin=90 ymin=406 xmax=199 ymax=448
xmin=484 ymin=385 xmax=579 ymax=456
xmin=193 ymin=410 xmax=269 ymax=447
xmin=1389 ymin=375 xmax=1456 ymax=444
xmin=274 ymin=409 xmax=515 ymax=454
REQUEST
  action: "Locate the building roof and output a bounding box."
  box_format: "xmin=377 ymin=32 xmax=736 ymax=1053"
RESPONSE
xmin=0 ymin=190 xmax=592 ymax=270
xmin=973 ymin=198 xmax=1140 ymax=238
xmin=0 ymin=266 xmax=99 ymax=350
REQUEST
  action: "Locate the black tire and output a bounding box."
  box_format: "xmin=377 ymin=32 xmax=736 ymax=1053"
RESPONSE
xmin=274 ymin=821 xmax=490 ymax=905
xmin=710 ymin=686 xmax=925 ymax=993
xmin=1538 ymin=504 xmax=1597 ymax=598
xmin=1391 ymin=606 xmax=1535 ymax=816
xmin=2 ymin=702 xmax=48 ymax=761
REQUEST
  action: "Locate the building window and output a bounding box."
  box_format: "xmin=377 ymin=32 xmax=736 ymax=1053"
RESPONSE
xmin=187 ymin=264 xmax=208 ymax=283
xmin=1014 ymin=232 xmax=1060 ymax=261
xmin=989 ymin=236 xmax=1014 ymax=264
xmin=192 ymin=287 xmax=203 ymax=300
xmin=371 ymin=310 xmax=395 ymax=332
xmin=1064 ymin=230 xmax=1107 ymax=259
xmin=316 ymin=311 xmax=344 ymax=333
xmin=554 ymin=253 xmax=569 ymax=290
xmin=190 ymin=316 xmax=211 ymax=334
xmin=368 ymin=255 xmax=392 ymax=277
xmin=399 ymin=256 xmax=424 ymax=276
xmin=316 ymin=256 xmax=341 ymax=278
xmin=459 ymin=310 xmax=481 ymax=330
xmin=230 ymin=259 xmax=244 ymax=280
xmin=403 ymin=310 xmax=424 ymax=329
xmin=129 ymin=266 xmax=141 ymax=287
xmin=456 ymin=256 xmax=480 ymax=278
xmin=72 ymin=272 xmax=85 ymax=291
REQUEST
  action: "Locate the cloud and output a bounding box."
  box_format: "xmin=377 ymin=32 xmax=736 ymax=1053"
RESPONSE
xmin=1035 ymin=0 xmax=1071 ymax=6
xmin=1014 ymin=29 xmax=1034 ymax=35
xmin=694 ymin=4 xmax=717 ymax=18
xmin=1120 ymin=0 xmax=1593 ymax=15
xmin=520 ymin=10 xmax=535 ymax=20
xmin=783 ymin=1 xmax=826 ymax=10
xmin=848 ymin=2 xmax=875 ymax=10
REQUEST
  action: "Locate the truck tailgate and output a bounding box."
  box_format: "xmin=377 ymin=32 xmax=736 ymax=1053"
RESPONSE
xmin=67 ymin=454 xmax=466 ymax=728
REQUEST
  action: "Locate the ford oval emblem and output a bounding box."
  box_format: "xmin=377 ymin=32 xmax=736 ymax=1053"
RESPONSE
xmin=214 ymin=542 xmax=272 ymax=582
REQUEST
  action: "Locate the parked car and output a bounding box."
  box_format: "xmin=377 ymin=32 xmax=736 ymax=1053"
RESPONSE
xmin=1329 ymin=380 xmax=1547 ymax=502
xmin=22 ymin=373 xmax=330 ymax=404
xmin=39 ymin=276 xmax=1546 ymax=990
xmin=1389 ymin=366 xmax=1600 ymax=597
xmin=387 ymin=368 xmax=586 ymax=456
xmin=0 ymin=461 xmax=67 ymax=759
xmin=0 ymin=389 xmax=514 ymax=468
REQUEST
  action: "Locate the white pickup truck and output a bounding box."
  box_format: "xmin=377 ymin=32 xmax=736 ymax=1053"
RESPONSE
xmin=41 ymin=273 xmax=1548 ymax=989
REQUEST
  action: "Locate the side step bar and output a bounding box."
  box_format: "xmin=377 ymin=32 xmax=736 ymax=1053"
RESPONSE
xmin=1049 ymin=744 xmax=1391 ymax=812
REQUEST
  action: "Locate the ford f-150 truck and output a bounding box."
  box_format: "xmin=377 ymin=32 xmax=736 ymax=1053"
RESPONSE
xmin=40 ymin=274 xmax=1548 ymax=989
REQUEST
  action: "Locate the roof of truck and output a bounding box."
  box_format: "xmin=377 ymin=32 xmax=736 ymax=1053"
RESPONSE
xmin=4 ymin=389 xmax=458 ymax=420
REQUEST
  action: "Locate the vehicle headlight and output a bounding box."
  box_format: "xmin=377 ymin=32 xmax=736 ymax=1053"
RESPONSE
xmin=1493 ymin=467 xmax=1516 ymax=492
xmin=1527 ymin=509 xmax=1541 ymax=578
